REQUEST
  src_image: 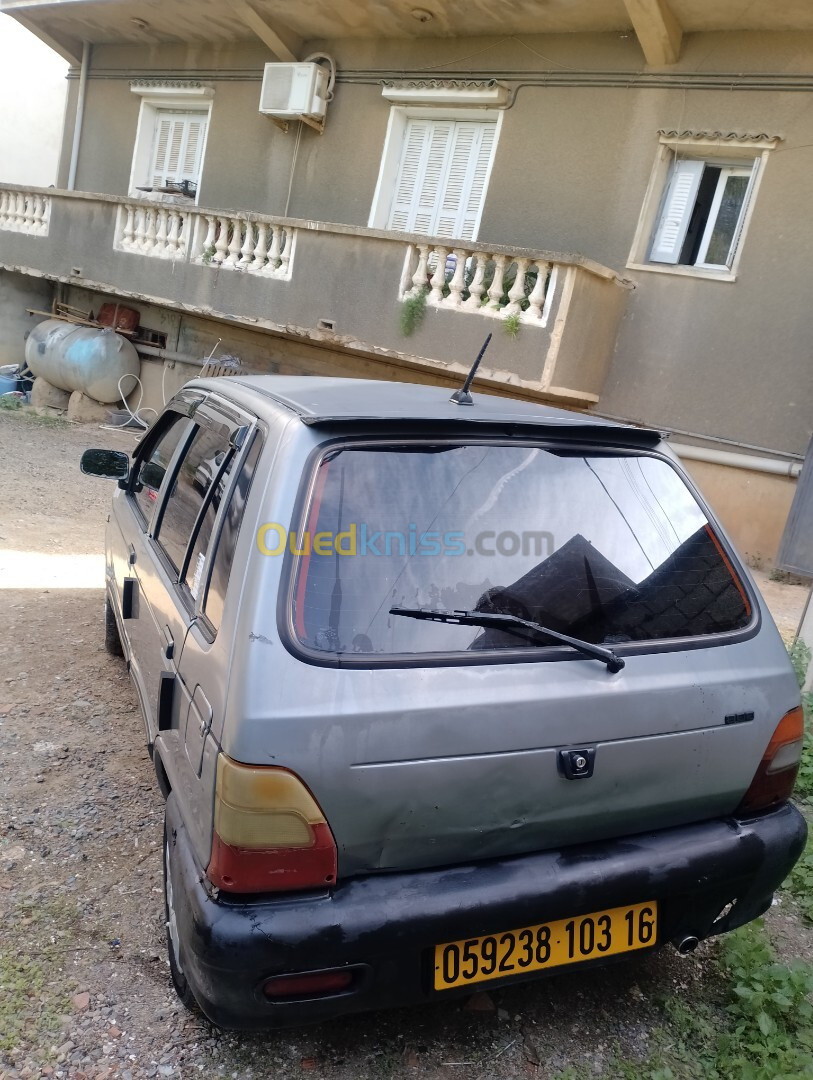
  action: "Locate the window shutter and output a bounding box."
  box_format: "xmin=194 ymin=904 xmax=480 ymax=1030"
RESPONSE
xmin=151 ymin=117 xmax=174 ymax=187
xmin=387 ymin=119 xmax=496 ymax=240
xmin=411 ymin=121 xmax=454 ymax=234
xmin=388 ymin=120 xmax=432 ymax=232
xmin=649 ymin=159 xmax=705 ymax=264
xmin=181 ymin=117 xmax=207 ymax=183
xmin=436 ymin=123 xmax=496 ymax=240
xmin=164 ymin=120 xmax=184 ymax=182
xmin=150 ymin=111 xmax=208 ymax=189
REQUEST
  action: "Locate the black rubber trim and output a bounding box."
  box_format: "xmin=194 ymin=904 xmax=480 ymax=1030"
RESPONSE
xmin=157 ymin=671 xmax=175 ymax=732
xmin=121 ymin=576 xmax=136 ymax=619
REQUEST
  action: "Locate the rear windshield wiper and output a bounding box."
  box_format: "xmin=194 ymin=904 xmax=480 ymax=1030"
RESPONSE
xmin=389 ymin=607 xmax=625 ymax=673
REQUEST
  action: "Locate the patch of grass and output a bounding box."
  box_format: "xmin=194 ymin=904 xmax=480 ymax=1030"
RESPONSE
xmin=786 ymin=834 xmax=813 ymax=923
xmin=795 ymin=694 xmax=813 ymax=803
xmin=715 ymin=921 xmax=813 ymax=1076
xmin=0 ymin=405 xmax=69 ymax=426
xmin=0 ymin=899 xmax=78 ymax=1054
xmin=594 ymin=923 xmax=813 ymax=1079
xmin=502 ymin=311 xmax=521 ymax=339
xmin=399 ymin=287 xmax=428 ymax=336
xmin=790 ymin=639 xmax=811 ymax=689
xmin=0 ymin=394 xmax=22 ymax=410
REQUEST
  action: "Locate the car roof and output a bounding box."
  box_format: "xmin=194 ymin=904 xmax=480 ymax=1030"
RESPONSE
xmin=197 ymin=375 xmax=661 ymax=444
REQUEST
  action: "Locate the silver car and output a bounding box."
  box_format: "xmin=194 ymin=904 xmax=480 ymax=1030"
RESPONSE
xmin=81 ymin=375 xmax=806 ymax=1030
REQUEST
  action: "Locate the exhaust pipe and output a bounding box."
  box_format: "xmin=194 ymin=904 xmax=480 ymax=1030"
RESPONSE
xmin=675 ymin=935 xmax=699 ymax=955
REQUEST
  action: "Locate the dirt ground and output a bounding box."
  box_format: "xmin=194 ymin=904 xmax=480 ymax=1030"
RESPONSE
xmin=0 ymin=407 xmax=810 ymax=1080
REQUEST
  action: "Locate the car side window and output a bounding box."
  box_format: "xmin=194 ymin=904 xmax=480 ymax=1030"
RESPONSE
xmin=154 ymin=419 xmax=233 ymax=575
xmin=203 ymin=432 xmax=262 ymax=631
xmin=182 ymin=445 xmax=237 ymax=602
xmin=131 ymin=411 xmax=190 ymax=527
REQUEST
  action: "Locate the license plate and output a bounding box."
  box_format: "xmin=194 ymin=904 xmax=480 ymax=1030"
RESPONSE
xmin=433 ymin=900 xmax=658 ymax=990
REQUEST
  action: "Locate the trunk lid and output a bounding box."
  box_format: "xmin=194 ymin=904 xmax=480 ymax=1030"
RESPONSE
xmin=230 ymin=435 xmax=795 ymax=877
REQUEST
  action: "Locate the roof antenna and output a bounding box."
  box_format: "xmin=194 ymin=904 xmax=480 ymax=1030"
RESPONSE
xmin=449 ymin=333 xmax=492 ymax=406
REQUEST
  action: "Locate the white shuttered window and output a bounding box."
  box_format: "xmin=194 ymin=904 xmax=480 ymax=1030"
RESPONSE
xmin=649 ymin=157 xmax=757 ymax=270
xmin=387 ymin=119 xmax=497 ymax=240
xmin=150 ymin=111 xmax=208 ymax=190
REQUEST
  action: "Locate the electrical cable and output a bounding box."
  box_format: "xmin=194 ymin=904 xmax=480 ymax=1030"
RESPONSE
xmin=303 ymin=52 xmax=337 ymax=100
xmin=117 ymin=372 xmax=158 ymax=430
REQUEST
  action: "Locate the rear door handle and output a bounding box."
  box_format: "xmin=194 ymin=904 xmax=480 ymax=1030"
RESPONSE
xmin=128 ymin=544 xmax=137 ymax=566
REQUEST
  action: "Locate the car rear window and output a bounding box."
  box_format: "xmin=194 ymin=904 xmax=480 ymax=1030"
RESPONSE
xmin=287 ymin=443 xmax=752 ymax=659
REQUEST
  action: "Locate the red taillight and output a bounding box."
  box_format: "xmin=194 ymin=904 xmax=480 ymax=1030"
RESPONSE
xmin=262 ymin=970 xmax=354 ymax=1000
xmin=207 ymin=756 xmax=337 ymax=894
xmin=737 ymin=706 xmax=804 ymax=814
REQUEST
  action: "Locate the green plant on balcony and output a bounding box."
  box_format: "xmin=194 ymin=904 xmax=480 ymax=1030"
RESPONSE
xmin=502 ymin=311 xmax=521 ymax=338
xmin=400 ymin=287 xmax=428 ymax=336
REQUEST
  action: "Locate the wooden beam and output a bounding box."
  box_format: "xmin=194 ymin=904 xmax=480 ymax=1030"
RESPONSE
xmin=10 ymin=12 xmax=83 ymax=64
xmin=224 ymin=0 xmax=301 ymax=62
xmin=622 ymin=0 xmax=683 ymax=66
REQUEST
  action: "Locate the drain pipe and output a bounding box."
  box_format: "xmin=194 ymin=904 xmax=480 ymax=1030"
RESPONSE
xmin=67 ymin=41 xmax=91 ymax=191
xmin=671 ymin=442 xmax=802 ymax=479
xmin=134 ymin=343 xmax=204 ymax=366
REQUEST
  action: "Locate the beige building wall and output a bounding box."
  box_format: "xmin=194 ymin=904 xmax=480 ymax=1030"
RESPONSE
xmin=0 ymin=16 xmax=67 ymax=186
xmin=680 ymin=458 xmax=798 ymax=567
xmin=54 ymin=30 xmax=813 ymax=461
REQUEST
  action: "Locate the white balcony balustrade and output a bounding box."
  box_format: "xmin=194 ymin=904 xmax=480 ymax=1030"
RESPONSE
xmin=115 ymin=204 xmax=191 ymax=258
xmin=113 ymin=202 xmax=296 ymax=280
xmin=0 ymin=190 xmax=50 ymax=236
xmin=193 ymin=215 xmax=295 ymax=279
xmin=401 ymin=243 xmax=557 ymax=326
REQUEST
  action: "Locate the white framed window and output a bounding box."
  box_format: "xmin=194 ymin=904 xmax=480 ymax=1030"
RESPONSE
xmin=369 ymin=108 xmax=502 ymax=241
xmin=149 ymin=111 xmax=208 ymax=191
xmin=128 ymin=83 xmax=213 ymax=204
xmin=628 ymin=132 xmax=778 ymax=282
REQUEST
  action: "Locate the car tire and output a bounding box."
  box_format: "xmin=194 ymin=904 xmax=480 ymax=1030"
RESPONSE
xmin=163 ymin=819 xmax=200 ymax=1013
xmin=104 ymin=596 xmax=124 ymax=657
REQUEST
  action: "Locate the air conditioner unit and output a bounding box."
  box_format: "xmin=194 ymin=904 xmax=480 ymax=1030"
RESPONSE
xmin=259 ymin=62 xmax=329 ymax=120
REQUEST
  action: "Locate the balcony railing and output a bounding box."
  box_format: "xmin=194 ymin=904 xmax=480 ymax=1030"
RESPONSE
xmin=0 ymin=184 xmax=631 ymax=406
xmin=0 ymin=189 xmax=50 ymax=236
xmin=113 ymin=202 xmax=296 ymax=279
xmin=403 ymin=244 xmax=558 ymax=328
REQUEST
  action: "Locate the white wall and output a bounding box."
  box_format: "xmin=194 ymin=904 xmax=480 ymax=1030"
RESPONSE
xmin=0 ymin=15 xmax=67 ymax=186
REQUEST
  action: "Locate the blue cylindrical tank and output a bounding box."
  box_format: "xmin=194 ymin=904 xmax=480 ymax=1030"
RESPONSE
xmin=25 ymin=319 xmax=140 ymax=404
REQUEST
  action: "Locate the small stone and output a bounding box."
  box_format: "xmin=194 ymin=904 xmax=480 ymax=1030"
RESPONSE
xmin=300 ymin=1059 xmax=318 ymax=1070
xmin=523 ymin=1037 xmax=542 ymax=1066
xmin=108 ymin=1026 xmax=121 ymax=1038
xmin=464 ymin=991 xmax=496 ymax=1013
xmin=72 ymin=992 xmax=91 ymax=1012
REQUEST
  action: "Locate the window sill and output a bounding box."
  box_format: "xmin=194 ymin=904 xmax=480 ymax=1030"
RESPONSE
xmin=626 ymin=261 xmax=737 ymax=283
xmin=128 ymin=190 xmax=199 ymax=207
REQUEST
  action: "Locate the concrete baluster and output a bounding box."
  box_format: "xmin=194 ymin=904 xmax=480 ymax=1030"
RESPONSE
xmin=504 ymin=258 xmax=530 ymax=316
xmin=526 ymin=261 xmax=550 ymax=320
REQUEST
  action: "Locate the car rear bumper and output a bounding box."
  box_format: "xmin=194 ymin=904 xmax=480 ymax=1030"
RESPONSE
xmin=165 ymin=796 xmax=806 ymax=1030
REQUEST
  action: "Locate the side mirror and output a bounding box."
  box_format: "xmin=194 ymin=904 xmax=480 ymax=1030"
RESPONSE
xmin=80 ymin=448 xmax=130 ymax=482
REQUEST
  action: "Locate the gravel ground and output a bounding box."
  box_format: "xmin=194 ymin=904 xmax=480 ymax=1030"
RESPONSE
xmin=0 ymin=406 xmax=809 ymax=1080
